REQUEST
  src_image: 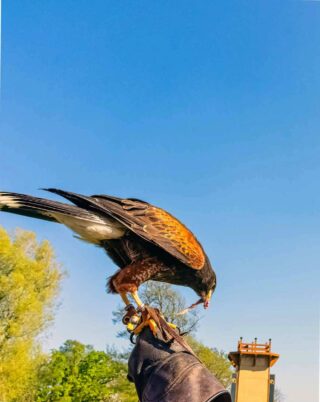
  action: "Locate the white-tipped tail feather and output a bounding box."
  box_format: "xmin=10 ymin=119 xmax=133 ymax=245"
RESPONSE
xmin=0 ymin=191 xmax=126 ymax=243
xmin=0 ymin=194 xmax=22 ymax=209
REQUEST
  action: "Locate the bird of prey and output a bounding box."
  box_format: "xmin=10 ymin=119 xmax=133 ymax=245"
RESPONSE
xmin=0 ymin=189 xmax=216 ymax=313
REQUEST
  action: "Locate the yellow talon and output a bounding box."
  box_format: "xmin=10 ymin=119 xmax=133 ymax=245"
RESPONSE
xmin=127 ymin=322 xmax=136 ymax=332
xmin=168 ymin=322 xmax=177 ymax=329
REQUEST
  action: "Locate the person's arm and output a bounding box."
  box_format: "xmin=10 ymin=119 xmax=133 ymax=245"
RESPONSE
xmin=127 ymin=327 xmax=231 ymax=402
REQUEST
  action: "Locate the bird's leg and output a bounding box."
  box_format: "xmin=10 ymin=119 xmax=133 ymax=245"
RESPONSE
xmin=109 ymin=258 xmax=161 ymax=309
xmin=131 ymin=290 xmax=145 ymax=311
xmin=119 ymin=287 xmax=144 ymax=311
xmin=109 ymin=259 xmax=164 ymax=331
xmin=119 ymin=292 xmax=130 ymax=306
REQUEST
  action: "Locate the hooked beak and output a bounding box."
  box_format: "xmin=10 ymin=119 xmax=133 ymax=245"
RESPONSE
xmin=203 ymin=290 xmax=212 ymax=309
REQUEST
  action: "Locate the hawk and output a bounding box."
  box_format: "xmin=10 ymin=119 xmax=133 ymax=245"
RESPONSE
xmin=0 ymin=189 xmax=216 ymax=312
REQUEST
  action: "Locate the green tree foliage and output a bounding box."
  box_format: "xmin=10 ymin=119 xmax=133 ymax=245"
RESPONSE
xmin=0 ymin=226 xmax=63 ymax=401
xmin=0 ymin=226 xmax=231 ymax=400
xmin=36 ymin=340 xmax=137 ymax=402
xmin=112 ymin=281 xmax=199 ymax=338
xmin=186 ymin=336 xmax=233 ymax=387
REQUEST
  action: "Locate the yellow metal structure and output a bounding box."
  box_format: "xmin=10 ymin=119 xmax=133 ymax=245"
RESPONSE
xmin=228 ymin=338 xmax=279 ymax=402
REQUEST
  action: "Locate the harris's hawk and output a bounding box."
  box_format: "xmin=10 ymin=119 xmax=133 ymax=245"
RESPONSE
xmin=0 ymin=189 xmax=216 ymax=312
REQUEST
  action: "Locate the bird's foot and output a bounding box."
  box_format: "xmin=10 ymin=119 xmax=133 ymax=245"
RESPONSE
xmin=122 ymin=305 xmax=156 ymax=335
xmin=122 ymin=306 xmax=194 ymax=355
xmin=123 ymin=306 xmax=177 ymax=337
xmin=122 ymin=304 xmax=141 ymax=329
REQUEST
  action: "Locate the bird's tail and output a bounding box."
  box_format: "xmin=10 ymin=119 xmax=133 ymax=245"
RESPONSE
xmin=0 ymin=191 xmax=99 ymax=223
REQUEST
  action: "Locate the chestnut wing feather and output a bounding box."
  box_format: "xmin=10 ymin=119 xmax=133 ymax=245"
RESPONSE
xmin=94 ymin=196 xmax=205 ymax=270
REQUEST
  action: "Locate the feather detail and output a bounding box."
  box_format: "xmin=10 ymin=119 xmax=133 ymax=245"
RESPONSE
xmin=0 ymin=191 xmax=126 ymax=243
xmin=43 ymin=189 xmax=205 ymax=270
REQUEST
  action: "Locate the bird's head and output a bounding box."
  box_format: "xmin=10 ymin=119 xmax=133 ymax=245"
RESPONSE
xmin=177 ymin=283 xmax=216 ymax=316
xmin=199 ymin=279 xmax=216 ymax=309
xmin=198 ymin=269 xmax=217 ymax=309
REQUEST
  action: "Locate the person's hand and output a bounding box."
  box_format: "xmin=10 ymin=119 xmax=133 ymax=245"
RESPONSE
xmin=128 ymin=326 xmax=231 ymax=402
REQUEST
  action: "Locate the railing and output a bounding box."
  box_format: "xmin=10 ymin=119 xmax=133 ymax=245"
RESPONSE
xmin=237 ymin=338 xmax=272 ymax=355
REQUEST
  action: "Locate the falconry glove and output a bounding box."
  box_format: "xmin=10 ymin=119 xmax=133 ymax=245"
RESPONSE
xmin=128 ymin=327 xmax=231 ymax=402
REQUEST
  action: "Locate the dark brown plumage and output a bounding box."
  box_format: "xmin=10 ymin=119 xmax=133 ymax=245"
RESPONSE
xmin=0 ymin=189 xmax=216 ymax=308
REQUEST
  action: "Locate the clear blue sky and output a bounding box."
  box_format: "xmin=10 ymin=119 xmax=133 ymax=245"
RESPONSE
xmin=1 ymin=1 xmax=319 ymax=401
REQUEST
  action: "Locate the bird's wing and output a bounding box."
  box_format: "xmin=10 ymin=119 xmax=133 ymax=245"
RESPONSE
xmin=44 ymin=189 xmax=205 ymax=270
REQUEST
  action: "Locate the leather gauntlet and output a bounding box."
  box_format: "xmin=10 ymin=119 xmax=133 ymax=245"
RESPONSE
xmin=128 ymin=327 xmax=231 ymax=402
